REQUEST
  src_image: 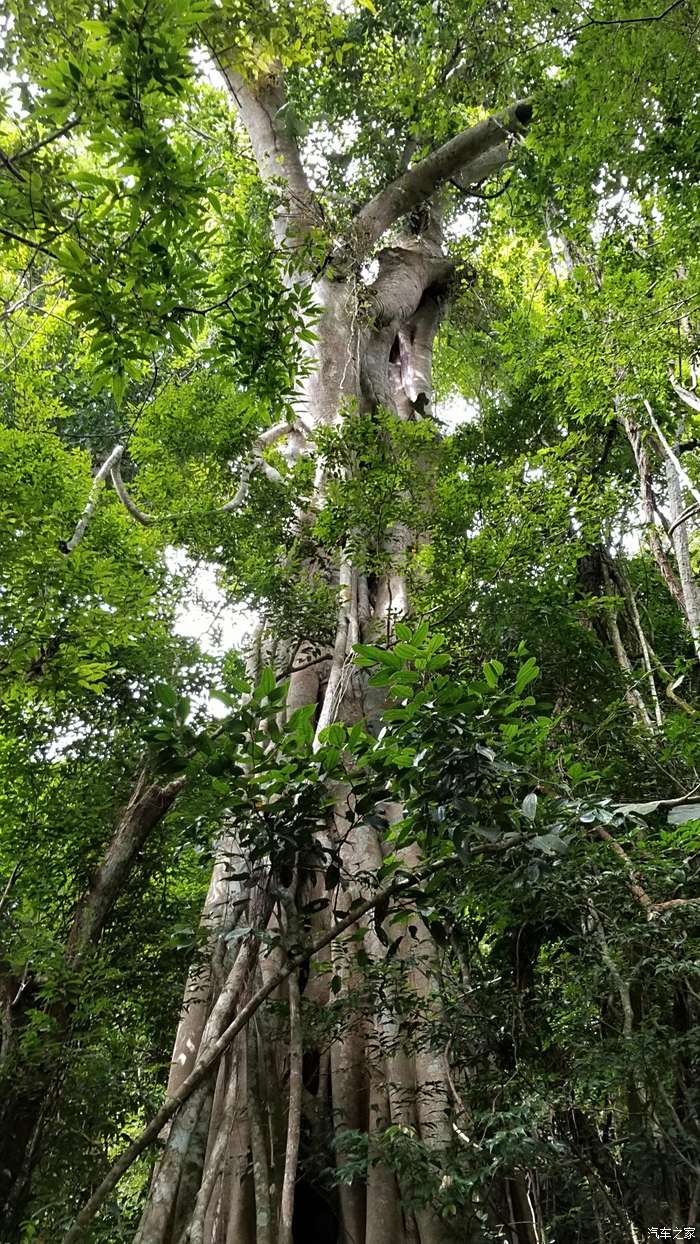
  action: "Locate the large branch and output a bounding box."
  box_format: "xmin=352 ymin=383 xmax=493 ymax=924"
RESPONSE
xmin=62 ymin=445 xmax=125 ymax=553
xmin=220 ymin=64 xmax=320 ymax=251
xmin=351 ymin=102 xmax=532 ymax=259
xmin=62 ymin=423 xmax=294 ymax=551
xmin=366 ymin=247 xmax=453 ymax=327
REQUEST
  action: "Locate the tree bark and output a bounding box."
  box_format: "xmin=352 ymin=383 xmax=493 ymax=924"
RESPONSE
xmin=63 ymin=866 xmax=453 ymax=1242
xmin=665 ymin=456 xmax=700 ymax=661
xmin=66 ymin=772 xmax=185 ymax=965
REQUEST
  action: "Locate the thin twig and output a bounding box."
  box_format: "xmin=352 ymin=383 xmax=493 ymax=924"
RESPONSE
xmin=11 ymin=119 xmax=80 ymax=161
xmin=0 ymin=864 xmax=21 ymax=922
xmin=0 ymin=226 xmax=57 ymax=258
xmin=578 ymin=0 xmax=687 ymax=27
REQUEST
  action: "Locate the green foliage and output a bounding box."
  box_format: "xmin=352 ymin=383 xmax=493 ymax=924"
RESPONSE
xmin=0 ymin=1 xmax=309 ymax=401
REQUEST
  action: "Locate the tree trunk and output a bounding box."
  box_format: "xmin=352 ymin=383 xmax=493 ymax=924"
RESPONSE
xmin=135 ymin=221 xmax=463 ymax=1244
xmin=618 ymin=407 xmax=700 ymax=658
xmin=665 ymin=456 xmax=700 ymax=661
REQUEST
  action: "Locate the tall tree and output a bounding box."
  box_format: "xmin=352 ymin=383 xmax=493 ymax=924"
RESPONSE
xmin=127 ymin=13 xmax=535 ymax=1244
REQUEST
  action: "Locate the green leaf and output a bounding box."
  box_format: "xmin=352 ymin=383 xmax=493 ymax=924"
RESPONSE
xmin=155 ymin=684 xmax=178 ymax=709
xmin=353 ymin=643 xmax=402 ymax=669
xmin=412 ymin=621 xmax=429 ymax=645
xmin=530 ymin=832 xmax=568 ymax=855
xmin=521 ymin=792 xmax=538 ymax=821
xmin=255 ymin=666 xmax=277 ymax=699
xmin=483 ymin=660 xmax=500 ymax=688
xmin=286 ymin=704 xmax=315 ymax=744
xmin=514 ymin=658 xmax=539 ymax=695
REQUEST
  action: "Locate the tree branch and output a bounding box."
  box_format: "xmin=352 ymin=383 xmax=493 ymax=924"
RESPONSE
xmin=11 ymin=119 xmax=80 ymax=162
xmin=592 ymin=825 xmax=654 ymax=912
xmin=279 ymin=885 xmax=303 ymax=1244
xmin=109 ymin=459 xmax=153 ymax=526
xmin=366 ymin=246 xmax=453 ymax=328
xmin=450 ymin=172 xmax=514 ymax=201
xmin=0 ymin=864 xmax=20 ymax=922
xmin=216 ymin=56 xmax=320 ymax=251
xmin=62 ymin=422 xmax=292 ymax=547
xmin=618 ymin=408 xmax=689 ymax=620
xmin=61 ymin=445 xmax=126 ymax=553
xmin=643 ymin=398 xmax=700 ymax=506
xmin=579 ymin=0 xmax=687 ymax=27
xmin=219 ymin=449 xmax=283 ymax=513
xmin=65 ymin=772 xmax=185 ymax=967
xmin=669 ymin=370 xmax=700 ymax=415
xmin=593 ymin=824 xmax=700 ymax=919
xmin=668 ymin=501 xmax=700 ymax=538
xmin=0 ymin=225 xmax=58 ymax=259
xmin=350 ymin=103 xmax=531 ymax=259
